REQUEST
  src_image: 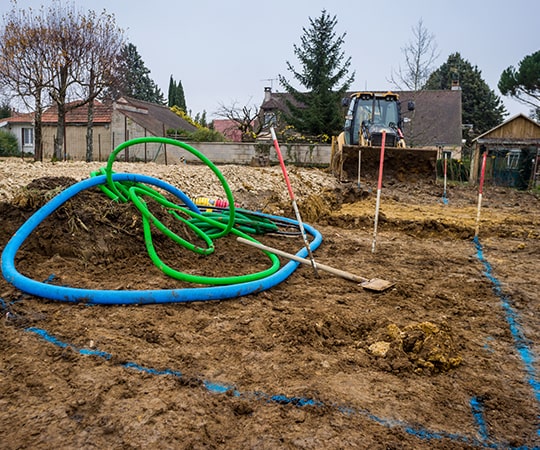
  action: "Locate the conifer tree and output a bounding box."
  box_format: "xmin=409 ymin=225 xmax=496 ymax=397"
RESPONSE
xmin=116 ymin=43 xmax=164 ymax=104
xmin=278 ymin=10 xmax=354 ymax=137
xmin=424 ymin=52 xmax=506 ymax=136
xmin=167 ymin=75 xmax=187 ymax=111
xmin=498 ymin=50 xmax=540 ymax=112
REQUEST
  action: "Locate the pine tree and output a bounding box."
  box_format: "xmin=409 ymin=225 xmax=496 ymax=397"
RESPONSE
xmin=117 ymin=43 xmax=164 ymax=104
xmin=278 ymin=10 xmax=354 ymax=137
xmin=498 ymin=50 xmax=540 ymax=111
xmin=424 ymin=52 xmax=506 ymax=135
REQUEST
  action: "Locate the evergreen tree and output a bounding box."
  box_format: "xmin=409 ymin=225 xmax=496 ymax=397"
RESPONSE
xmin=278 ymin=10 xmax=354 ymax=137
xmin=498 ymin=50 xmax=540 ymax=111
xmin=116 ymin=43 xmax=165 ymax=104
xmin=176 ymin=79 xmax=186 ymax=111
xmin=167 ymin=75 xmax=187 ymax=111
xmin=168 ymin=75 xmax=175 ymax=107
xmin=424 ymin=52 xmax=506 ymax=136
xmin=0 ymin=101 xmax=11 ymax=119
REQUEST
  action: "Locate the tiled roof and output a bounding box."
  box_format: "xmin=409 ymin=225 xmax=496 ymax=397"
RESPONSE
xmin=1 ymin=111 xmax=35 ymax=124
xmin=213 ymin=119 xmax=242 ymax=142
xmin=398 ymin=90 xmax=463 ymax=147
xmin=41 ymin=100 xmax=112 ymax=124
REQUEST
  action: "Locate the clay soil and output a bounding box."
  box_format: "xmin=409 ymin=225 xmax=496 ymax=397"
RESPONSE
xmin=0 ymin=159 xmax=539 ymax=449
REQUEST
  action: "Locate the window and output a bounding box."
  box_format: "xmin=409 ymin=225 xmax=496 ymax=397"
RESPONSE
xmin=22 ymin=127 xmax=34 ymax=146
xmin=506 ymin=149 xmax=520 ymax=169
xmin=264 ymin=111 xmax=277 ymax=127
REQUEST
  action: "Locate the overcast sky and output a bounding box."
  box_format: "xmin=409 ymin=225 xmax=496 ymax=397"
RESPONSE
xmin=2 ymin=0 xmax=538 ymax=119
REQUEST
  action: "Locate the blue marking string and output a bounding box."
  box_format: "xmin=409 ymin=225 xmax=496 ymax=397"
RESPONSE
xmin=474 ymin=236 xmax=540 ymax=439
xmin=22 ymin=325 xmax=522 ymax=449
xmin=471 ymin=397 xmax=490 ymax=443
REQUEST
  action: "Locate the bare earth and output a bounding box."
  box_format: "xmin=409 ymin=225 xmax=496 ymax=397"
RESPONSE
xmin=0 ymin=158 xmax=539 ymax=449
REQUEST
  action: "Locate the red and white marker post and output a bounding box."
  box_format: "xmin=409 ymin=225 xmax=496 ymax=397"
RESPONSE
xmin=475 ymin=151 xmax=488 ymax=238
xmin=371 ymin=131 xmax=386 ymax=254
xmin=270 ymin=127 xmax=319 ymax=276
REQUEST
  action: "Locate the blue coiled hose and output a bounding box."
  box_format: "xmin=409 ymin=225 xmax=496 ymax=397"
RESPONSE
xmin=1 ymin=173 xmax=322 ymax=304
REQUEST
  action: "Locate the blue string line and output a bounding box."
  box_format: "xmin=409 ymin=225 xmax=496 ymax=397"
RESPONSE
xmin=23 ymin=325 xmax=529 ymax=449
xmin=473 ymin=236 xmax=540 ymax=439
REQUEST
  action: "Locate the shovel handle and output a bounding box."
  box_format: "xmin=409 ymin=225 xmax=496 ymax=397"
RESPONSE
xmin=236 ymin=237 xmax=368 ymax=283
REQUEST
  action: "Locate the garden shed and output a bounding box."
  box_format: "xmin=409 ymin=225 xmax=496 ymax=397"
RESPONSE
xmin=470 ymin=113 xmax=540 ymax=189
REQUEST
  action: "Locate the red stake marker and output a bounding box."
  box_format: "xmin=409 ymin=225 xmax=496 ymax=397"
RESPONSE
xmin=270 ymin=127 xmax=319 ymax=276
xmin=371 ymin=131 xmax=386 ymax=253
xmin=475 ymin=151 xmax=488 ymax=238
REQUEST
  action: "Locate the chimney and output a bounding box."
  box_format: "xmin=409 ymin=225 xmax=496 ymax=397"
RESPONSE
xmin=264 ymin=86 xmax=272 ymax=102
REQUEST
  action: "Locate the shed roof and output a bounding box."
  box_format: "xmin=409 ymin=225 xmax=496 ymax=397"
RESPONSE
xmin=473 ymin=113 xmax=540 ymax=145
xmin=115 ymin=97 xmax=198 ymax=136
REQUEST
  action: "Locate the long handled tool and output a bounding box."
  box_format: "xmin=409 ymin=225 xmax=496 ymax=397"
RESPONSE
xmin=270 ymin=127 xmax=319 ymax=276
xmin=237 ymin=237 xmax=394 ymax=292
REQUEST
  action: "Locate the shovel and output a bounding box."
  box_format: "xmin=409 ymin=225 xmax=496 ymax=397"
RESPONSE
xmin=237 ymin=237 xmax=394 ymax=292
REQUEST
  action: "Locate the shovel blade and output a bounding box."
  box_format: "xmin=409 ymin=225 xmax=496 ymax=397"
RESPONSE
xmin=360 ymin=278 xmax=395 ymax=292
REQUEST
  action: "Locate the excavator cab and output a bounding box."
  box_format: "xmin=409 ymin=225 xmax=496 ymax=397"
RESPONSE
xmin=343 ymin=92 xmax=405 ymax=148
xmin=331 ymin=91 xmax=438 ymax=182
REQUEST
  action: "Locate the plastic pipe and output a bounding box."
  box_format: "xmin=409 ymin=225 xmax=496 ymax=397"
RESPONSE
xmin=1 ymin=174 xmax=322 ymax=304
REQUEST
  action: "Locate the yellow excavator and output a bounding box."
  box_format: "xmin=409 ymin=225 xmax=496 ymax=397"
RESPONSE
xmin=330 ymin=91 xmax=439 ymax=182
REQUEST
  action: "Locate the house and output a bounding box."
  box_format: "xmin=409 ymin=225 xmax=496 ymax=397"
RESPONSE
xmin=471 ymin=113 xmax=540 ymax=188
xmin=41 ymin=100 xmax=113 ymax=160
xmin=259 ymin=87 xmax=463 ymax=155
xmin=8 ymin=96 xmax=198 ymax=161
xmin=0 ymin=111 xmax=35 ymax=154
xmin=212 ymin=119 xmax=243 ymax=142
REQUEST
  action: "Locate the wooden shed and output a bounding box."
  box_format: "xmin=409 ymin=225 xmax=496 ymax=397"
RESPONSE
xmin=471 ymin=113 xmax=540 ymax=189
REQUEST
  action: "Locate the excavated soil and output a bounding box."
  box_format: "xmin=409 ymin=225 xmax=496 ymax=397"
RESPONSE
xmin=0 ymin=158 xmax=539 ymax=449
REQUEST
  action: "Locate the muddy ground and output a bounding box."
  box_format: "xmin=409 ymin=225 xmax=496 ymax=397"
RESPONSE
xmin=0 ymin=160 xmax=539 ymax=449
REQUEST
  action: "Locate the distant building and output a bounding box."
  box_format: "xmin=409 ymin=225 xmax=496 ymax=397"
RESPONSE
xmin=0 ymin=112 xmax=35 ymax=154
xmin=212 ymin=119 xmax=242 ymax=142
xmin=3 ymin=97 xmax=198 ymax=161
xmin=471 ymin=113 xmax=540 ymax=188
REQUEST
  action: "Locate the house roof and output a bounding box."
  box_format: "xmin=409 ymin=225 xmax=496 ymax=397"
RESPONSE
xmin=42 ymin=100 xmax=112 ymax=124
xmin=36 ymin=97 xmax=198 ymax=136
xmin=260 ymin=88 xmax=463 ymax=148
xmin=1 ymin=111 xmax=35 ymax=125
xmin=473 ymin=113 xmax=540 ymax=145
xmin=212 ymin=119 xmax=242 ymax=142
xmin=115 ymin=97 xmax=198 ymax=136
xmin=398 ymin=90 xmax=463 ymax=148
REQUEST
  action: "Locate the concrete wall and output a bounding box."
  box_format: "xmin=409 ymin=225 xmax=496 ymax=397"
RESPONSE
xmin=156 ymin=141 xmax=332 ymax=166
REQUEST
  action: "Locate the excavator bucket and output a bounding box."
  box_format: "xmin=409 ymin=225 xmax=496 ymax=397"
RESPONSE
xmin=332 ymin=144 xmax=439 ymax=183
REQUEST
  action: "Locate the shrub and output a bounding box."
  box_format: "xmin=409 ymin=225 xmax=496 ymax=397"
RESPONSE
xmin=0 ymin=129 xmax=19 ymax=156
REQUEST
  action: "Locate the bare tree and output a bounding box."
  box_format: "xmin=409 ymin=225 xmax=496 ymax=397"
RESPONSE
xmin=0 ymin=5 xmax=53 ymax=160
xmin=0 ymin=1 xmax=124 ymax=161
xmin=388 ymin=19 xmax=439 ymax=91
xmin=78 ymin=10 xmax=124 ymax=161
xmin=215 ymin=101 xmax=263 ymax=141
